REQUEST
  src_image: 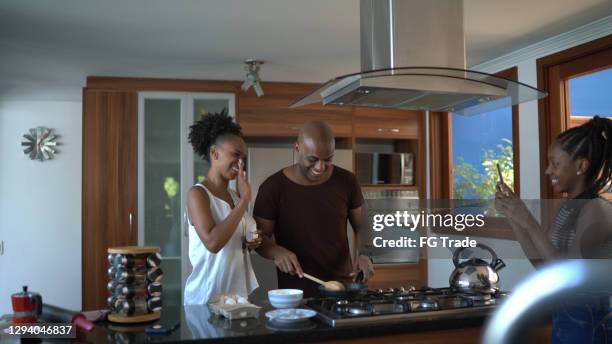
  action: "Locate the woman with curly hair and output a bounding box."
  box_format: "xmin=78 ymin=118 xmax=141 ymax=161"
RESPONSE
xmin=496 ymin=115 xmax=612 ymax=342
xmin=183 ymin=109 xmax=262 ymax=305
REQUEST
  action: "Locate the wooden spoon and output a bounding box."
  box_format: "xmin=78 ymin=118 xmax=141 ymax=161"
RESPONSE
xmin=303 ymin=273 xmax=345 ymax=291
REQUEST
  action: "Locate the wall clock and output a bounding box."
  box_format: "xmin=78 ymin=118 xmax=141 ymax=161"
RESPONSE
xmin=21 ymin=127 xmax=58 ymax=161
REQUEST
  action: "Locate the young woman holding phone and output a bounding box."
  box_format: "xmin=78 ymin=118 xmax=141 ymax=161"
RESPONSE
xmin=495 ymin=115 xmax=612 ymax=342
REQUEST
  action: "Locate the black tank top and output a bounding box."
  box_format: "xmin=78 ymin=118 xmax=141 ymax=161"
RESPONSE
xmin=550 ymin=190 xmax=612 ymax=258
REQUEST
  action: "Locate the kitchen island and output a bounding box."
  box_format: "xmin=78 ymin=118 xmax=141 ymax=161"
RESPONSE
xmin=75 ymin=300 xmax=550 ymax=344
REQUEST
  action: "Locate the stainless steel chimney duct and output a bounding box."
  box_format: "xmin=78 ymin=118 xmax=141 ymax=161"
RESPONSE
xmin=360 ymin=0 xmax=465 ymax=71
xmin=290 ymin=0 xmax=547 ymax=116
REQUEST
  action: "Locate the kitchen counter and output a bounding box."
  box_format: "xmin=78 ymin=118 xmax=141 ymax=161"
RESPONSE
xmin=1 ymin=300 xmax=551 ymax=343
xmin=82 ymin=300 xmax=492 ymax=344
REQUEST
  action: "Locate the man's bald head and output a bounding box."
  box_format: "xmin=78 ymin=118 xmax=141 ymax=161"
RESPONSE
xmin=295 ymin=121 xmax=336 ymax=183
xmin=298 ymin=121 xmax=335 ymax=149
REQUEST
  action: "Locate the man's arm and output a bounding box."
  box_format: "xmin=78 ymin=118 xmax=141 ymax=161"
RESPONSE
xmin=252 ymin=176 xmax=303 ymax=276
xmin=348 ymin=207 xmax=363 ymax=261
xmin=254 ymin=216 xmax=303 ymax=277
xmin=348 ymin=207 xmax=374 ymax=281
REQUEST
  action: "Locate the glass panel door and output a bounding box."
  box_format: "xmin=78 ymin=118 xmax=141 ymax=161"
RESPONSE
xmin=138 ymin=92 xmax=236 ymax=307
xmin=138 ymin=94 xmax=183 ymax=307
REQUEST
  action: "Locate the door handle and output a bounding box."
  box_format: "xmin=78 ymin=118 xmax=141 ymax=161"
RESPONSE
xmin=129 ymin=212 xmax=133 ymax=240
xmin=376 ymin=128 xmax=400 ymax=133
xmin=0 ymin=240 xmax=4 ymax=256
xmin=183 ymin=212 xmax=188 ymax=237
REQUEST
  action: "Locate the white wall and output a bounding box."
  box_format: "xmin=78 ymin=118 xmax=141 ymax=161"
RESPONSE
xmin=427 ymin=16 xmax=612 ymax=291
xmin=0 ymin=100 xmax=82 ymax=315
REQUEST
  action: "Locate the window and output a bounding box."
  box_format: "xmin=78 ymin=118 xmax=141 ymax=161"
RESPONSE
xmin=428 ymin=67 xmax=520 ymax=239
xmin=568 ymin=67 xmax=612 ymax=199
xmin=451 ymin=67 xmax=519 ymax=203
xmin=568 ymin=67 xmax=612 ymax=125
xmin=537 ymin=34 xmax=612 ymax=199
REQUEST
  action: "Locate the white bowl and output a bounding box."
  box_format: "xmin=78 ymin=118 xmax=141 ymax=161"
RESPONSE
xmin=268 ymin=289 xmax=303 ymax=308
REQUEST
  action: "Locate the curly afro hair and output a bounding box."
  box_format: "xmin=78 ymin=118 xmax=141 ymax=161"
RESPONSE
xmin=188 ymin=109 xmax=243 ymax=162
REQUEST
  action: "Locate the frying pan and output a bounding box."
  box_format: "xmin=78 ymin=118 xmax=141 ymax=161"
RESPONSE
xmin=317 ymin=271 xmax=367 ymax=298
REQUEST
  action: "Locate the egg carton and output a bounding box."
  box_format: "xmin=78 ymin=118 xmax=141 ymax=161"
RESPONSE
xmin=208 ymin=295 xmax=261 ymax=320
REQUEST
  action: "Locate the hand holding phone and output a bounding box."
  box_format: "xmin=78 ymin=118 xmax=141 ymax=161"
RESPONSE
xmin=496 ymin=163 xmax=504 ymax=185
xmin=496 ymin=163 xmax=511 ymax=197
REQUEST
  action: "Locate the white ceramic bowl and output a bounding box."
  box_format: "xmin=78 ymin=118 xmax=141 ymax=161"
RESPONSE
xmin=268 ymin=289 xmax=304 ymax=308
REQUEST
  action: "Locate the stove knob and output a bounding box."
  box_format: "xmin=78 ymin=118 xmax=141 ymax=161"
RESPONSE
xmin=334 ymin=300 xmax=349 ymax=314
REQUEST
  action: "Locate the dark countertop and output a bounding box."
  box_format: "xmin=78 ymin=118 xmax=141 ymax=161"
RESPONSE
xmin=79 ymin=299 xmax=491 ymax=344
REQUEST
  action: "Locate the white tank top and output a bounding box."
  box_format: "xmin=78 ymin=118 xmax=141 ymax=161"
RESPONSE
xmin=183 ymin=184 xmax=259 ymax=305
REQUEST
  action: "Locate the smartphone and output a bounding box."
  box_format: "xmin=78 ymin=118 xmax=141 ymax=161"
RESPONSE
xmin=496 ymin=163 xmax=504 ymax=185
xmin=145 ymin=321 xmax=180 ymax=335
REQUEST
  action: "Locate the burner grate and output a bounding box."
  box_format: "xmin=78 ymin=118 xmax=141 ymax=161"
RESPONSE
xmin=304 ymin=286 xmax=506 ymax=327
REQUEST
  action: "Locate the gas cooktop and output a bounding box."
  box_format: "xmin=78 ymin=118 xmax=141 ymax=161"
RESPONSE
xmin=305 ymin=287 xmax=508 ymax=327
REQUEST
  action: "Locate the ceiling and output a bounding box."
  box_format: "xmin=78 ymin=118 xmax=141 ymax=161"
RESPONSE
xmin=1 ymin=0 xmax=611 ymax=100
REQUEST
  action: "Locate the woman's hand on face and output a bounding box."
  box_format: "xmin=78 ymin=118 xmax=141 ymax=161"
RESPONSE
xmin=236 ymin=159 xmax=251 ymax=203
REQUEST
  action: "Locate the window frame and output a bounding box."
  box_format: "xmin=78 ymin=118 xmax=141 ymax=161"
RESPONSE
xmin=430 ymin=67 xmax=520 ymax=240
xmin=537 ymin=34 xmax=612 ymax=200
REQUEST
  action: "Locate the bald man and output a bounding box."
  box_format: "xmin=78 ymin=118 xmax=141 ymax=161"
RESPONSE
xmin=254 ymin=121 xmax=374 ymax=297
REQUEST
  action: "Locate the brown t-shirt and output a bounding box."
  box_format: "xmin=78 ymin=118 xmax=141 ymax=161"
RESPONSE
xmin=253 ymin=166 xmax=364 ymax=297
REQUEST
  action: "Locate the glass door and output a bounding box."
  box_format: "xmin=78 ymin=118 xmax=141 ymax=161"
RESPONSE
xmin=182 ymin=93 xmax=236 ymax=299
xmin=137 ymin=92 xmax=235 ymax=307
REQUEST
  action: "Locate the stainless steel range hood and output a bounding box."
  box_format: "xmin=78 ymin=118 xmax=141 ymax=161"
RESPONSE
xmin=290 ymin=0 xmax=547 ymax=116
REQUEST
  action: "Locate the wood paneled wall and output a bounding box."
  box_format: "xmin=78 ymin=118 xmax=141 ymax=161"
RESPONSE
xmin=82 ymin=89 xmax=138 ymax=310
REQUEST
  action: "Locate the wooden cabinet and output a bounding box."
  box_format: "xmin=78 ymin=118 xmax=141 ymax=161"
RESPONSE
xmin=82 ymin=89 xmax=137 ymax=310
xmin=241 ymin=119 xmax=353 ymax=138
xmin=368 ymin=263 xmax=427 ymax=289
xmin=238 ymin=82 xmax=353 ymax=138
xmin=353 ymin=108 xmax=420 ymax=139
xmin=353 ymin=108 xmax=426 ymax=286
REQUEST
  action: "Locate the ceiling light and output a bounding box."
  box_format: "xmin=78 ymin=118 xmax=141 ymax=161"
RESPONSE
xmin=241 ymin=59 xmax=264 ymax=97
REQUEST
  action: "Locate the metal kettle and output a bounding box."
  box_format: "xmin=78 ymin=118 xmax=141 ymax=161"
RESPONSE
xmin=449 ymin=243 xmax=506 ymax=293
